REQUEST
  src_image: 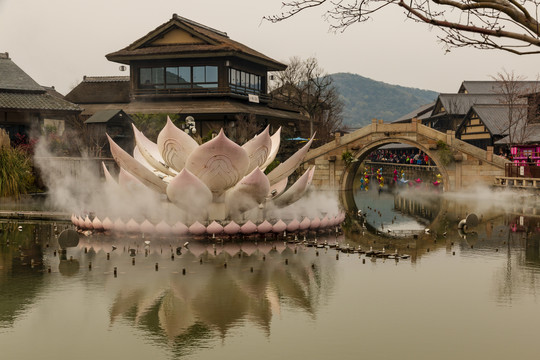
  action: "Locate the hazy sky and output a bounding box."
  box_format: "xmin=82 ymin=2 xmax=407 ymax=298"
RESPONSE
xmin=1 ymin=0 xmax=539 ymax=95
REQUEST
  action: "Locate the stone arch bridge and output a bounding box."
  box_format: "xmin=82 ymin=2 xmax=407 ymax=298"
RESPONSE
xmin=301 ymin=119 xmax=508 ymax=192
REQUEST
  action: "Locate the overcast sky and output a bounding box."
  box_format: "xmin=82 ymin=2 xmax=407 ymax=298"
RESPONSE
xmin=1 ymin=0 xmax=539 ymax=96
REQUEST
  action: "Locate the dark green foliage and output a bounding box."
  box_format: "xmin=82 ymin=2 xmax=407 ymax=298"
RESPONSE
xmin=131 ymin=113 xmax=182 ymax=142
xmin=341 ymin=150 xmax=354 ymax=165
xmin=0 ymin=146 xmax=34 ymax=198
xmin=330 ymin=72 xmax=438 ymax=128
xmin=436 ymin=140 xmax=454 ymax=165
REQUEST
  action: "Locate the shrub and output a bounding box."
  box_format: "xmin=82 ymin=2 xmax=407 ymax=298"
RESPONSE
xmin=0 ymin=146 xmax=34 ymax=198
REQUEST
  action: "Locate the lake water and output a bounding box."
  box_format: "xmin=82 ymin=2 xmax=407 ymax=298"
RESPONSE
xmin=1 ymin=187 xmax=540 ymax=360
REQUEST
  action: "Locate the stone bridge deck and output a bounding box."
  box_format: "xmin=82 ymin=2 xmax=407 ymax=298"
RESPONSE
xmin=301 ymin=119 xmax=508 ymax=192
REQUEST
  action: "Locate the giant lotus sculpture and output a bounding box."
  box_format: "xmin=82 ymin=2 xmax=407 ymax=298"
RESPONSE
xmin=71 ymin=117 xmax=344 ymax=236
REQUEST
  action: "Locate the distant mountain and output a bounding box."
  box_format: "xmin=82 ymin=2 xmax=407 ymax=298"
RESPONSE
xmin=330 ymin=72 xmax=439 ymax=128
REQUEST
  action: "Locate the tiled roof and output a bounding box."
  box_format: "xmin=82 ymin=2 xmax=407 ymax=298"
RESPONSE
xmin=79 ymin=98 xmax=307 ymax=121
xmin=469 ymin=104 xmax=527 ymax=136
xmin=106 ymin=14 xmax=286 ymax=71
xmin=459 ymin=81 xmax=540 ymax=94
xmin=435 ymin=94 xmax=511 ymax=115
xmin=496 ymin=124 xmax=540 ymax=144
xmin=82 ymin=76 xmax=130 ymax=83
xmin=393 ymin=102 xmax=435 ymax=123
xmin=0 ymin=91 xmax=81 ymax=112
xmin=0 ymin=53 xmax=44 ymax=92
xmin=65 ymin=77 xmax=131 ymax=104
xmin=85 ymin=109 xmax=125 ymax=123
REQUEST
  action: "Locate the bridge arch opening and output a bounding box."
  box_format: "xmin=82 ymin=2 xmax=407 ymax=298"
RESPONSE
xmin=341 ymin=138 xmax=450 ymax=194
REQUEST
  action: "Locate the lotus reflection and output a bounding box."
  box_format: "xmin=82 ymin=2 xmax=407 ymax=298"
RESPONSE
xmin=75 ymin=235 xmax=337 ymax=341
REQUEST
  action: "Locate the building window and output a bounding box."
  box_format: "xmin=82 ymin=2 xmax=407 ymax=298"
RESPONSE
xmin=228 ymin=68 xmax=261 ymax=95
xmin=139 ymin=65 xmax=218 ymax=89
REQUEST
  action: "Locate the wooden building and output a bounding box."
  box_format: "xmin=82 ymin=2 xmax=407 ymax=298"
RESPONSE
xmin=65 ymin=14 xmax=308 ymax=144
xmin=0 ymin=52 xmax=81 ymax=144
xmin=84 ymin=109 xmax=134 ymax=157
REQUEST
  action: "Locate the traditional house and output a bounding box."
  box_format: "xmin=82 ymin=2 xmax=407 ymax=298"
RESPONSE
xmin=65 ymin=14 xmax=308 ymax=144
xmin=455 ymin=104 xmax=526 ymax=150
xmin=0 ymin=52 xmax=81 ymax=144
xmin=84 ymin=109 xmax=134 ymax=157
xmin=424 ymin=94 xmax=502 ymax=132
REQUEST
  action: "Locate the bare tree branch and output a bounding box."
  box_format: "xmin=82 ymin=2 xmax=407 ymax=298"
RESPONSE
xmin=264 ymin=0 xmax=540 ymax=54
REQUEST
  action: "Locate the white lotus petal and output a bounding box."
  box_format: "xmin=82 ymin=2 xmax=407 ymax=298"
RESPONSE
xmin=273 ymin=166 xmax=315 ymax=207
xmin=107 ymin=134 xmax=167 ymax=194
xmin=166 ymin=169 xmax=213 ymax=213
xmin=157 ymin=116 xmax=199 ymax=172
xmin=132 ymin=124 xmax=176 ymax=176
xmin=102 ymin=162 xmax=117 ymax=185
xmin=268 ymin=176 xmax=288 ymax=198
xmin=266 ymin=133 xmax=314 ymax=185
xmin=242 ymin=126 xmax=272 ymax=174
xmin=185 ymin=129 xmax=249 ymax=196
xmin=225 ymin=168 xmax=270 ymax=215
xmin=261 ymin=127 xmax=281 ymax=171
xmin=133 ymin=146 xmax=170 ymax=181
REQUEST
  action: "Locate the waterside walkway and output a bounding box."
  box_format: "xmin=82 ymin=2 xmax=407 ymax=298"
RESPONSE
xmin=0 ymin=210 xmax=70 ymax=222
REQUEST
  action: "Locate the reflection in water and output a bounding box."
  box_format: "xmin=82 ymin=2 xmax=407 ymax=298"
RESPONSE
xmin=77 ymin=235 xmax=337 ymax=347
xmin=0 ymin=209 xmax=540 ymax=359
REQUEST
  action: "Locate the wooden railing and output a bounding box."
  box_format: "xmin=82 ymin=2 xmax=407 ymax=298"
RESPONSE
xmin=505 ymin=163 xmax=540 ymax=178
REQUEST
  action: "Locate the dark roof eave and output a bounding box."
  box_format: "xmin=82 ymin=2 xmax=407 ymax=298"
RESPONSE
xmin=106 ymin=51 xmax=286 ymax=71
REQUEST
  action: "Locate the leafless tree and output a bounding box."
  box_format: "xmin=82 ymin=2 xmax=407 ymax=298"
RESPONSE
xmin=264 ymin=0 xmax=540 ymax=55
xmin=269 ymin=56 xmax=344 ymax=144
xmin=492 ymin=70 xmax=540 ymax=145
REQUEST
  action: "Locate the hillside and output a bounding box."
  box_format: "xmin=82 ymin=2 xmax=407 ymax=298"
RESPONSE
xmin=330 ymin=72 xmax=439 ymax=128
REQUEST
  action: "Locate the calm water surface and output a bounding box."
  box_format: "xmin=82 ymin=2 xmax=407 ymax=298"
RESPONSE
xmin=1 ymin=188 xmax=540 ymax=360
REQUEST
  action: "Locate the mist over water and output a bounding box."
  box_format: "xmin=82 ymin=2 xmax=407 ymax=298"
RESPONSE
xmin=33 ymin=135 xmax=342 ymax=226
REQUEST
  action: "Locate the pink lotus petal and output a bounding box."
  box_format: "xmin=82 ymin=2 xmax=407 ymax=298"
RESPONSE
xmin=206 ymin=221 xmax=224 ymax=235
xmin=189 ymin=221 xmax=206 ymax=235
xmin=84 ymin=216 xmax=93 ymax=230
xmin=272 ymin=219 xmax=287 ymax=233
xmin=125 ymin=218 xmax=140 ymax=233
xmin=240 ymin=220 xmax=257 ymax=234
xmin=257 ymin=220 xmax=273 ymax=234
xmin=155 ymin=220 xmax=172 ymax=235
xmin=92 ymin=216 xmax=104 ymax=231
xmin=102 ymin=217 xmax=113 ymax=231
xmin=286 ymin=218 xmax=300 ymax=232
xmin=171 ymin=221 xmax=188 ymax=236
xmin=299 ymin=217 xmax=311 ymax=230
xmin=140 ymin=219 xmax=155 ymax=234
xmin=310 ymin=217 xmax=321 ymax=229
xmin=320 ymin=216 xmax=329 ymax=229
xmin=224 ymin=221 xmax=241 ymax=235
xmin=114 ymin=218 xmax=126 ymax=233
